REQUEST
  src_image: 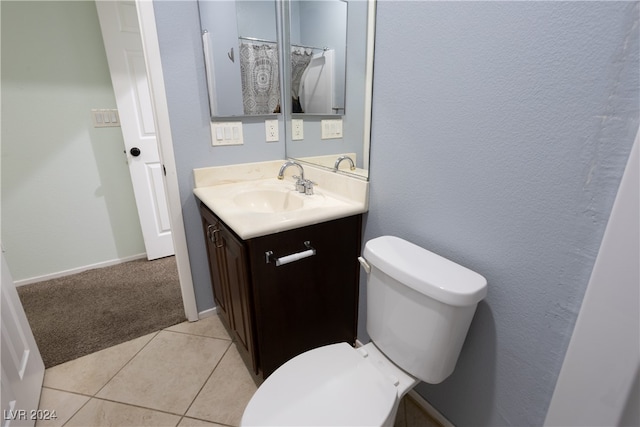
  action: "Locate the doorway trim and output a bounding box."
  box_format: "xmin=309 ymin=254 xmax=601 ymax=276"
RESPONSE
xmin=544 ymin=129 xmax=639 ymax=425
xmin=136 ymin=0 xmax=198 ymax=321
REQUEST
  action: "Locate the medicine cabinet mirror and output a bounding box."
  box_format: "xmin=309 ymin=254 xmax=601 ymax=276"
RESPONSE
xmin=199 ymin=0 xmax=375 ymax=180
xmin=199 ymin=0 xmax=281 ymax=117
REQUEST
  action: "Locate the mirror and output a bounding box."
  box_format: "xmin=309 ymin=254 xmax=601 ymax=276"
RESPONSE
xmin=200 ymin=0 xmax=281 ymax=117
xmin=288 ymin=0 xmax=347 ymax=115
xmin=285 ymin=0 xmax=374 ymax=179
xmin=198 ymin=0 xmax=375 ymax=180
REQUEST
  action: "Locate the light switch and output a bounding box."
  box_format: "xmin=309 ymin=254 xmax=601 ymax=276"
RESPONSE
xmin=321 ymin=119 xmax=343 ymax=139
xmin=211 ymin=122 xmax=243 ymax=146
xmin=91 ymin=109 xmax=120 ymax=128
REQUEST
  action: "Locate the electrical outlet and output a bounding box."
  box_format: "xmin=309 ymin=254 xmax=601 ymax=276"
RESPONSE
xmin=265 ymin=119 xmax=279 ymax=142
xmin=292 ymin=119 xmax=304 ymax=140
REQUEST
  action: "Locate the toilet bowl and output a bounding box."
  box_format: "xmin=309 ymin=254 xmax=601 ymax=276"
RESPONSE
xmin=241 ymin=235 xmax=487 ymax=427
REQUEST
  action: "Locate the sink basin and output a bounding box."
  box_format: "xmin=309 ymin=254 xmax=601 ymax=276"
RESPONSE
xmin=233 ymin=189 xmax=304 ymax=213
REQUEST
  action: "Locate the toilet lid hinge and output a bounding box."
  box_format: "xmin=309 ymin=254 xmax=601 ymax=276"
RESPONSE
xmin=357 ymin=347 xmax=369 ymax=358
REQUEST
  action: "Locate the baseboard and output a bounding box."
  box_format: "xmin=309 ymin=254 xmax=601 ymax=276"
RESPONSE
xmin=14 ymin=253 xmax=148 ymax=287
xmin=198 ymin=307 xmax=217 ymax=320
xmin=355 ymin=339 xmax=454 ymax=427
xmin=407 ymin=390 xmax=455 ymax=427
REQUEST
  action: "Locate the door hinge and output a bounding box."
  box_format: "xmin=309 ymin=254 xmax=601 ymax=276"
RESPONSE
xmin=163 ymin=165 xmax=167 ymax=176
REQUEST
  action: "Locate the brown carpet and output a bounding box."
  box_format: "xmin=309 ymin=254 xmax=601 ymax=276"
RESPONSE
xmin=17 ymin=256 xmax=186 ymax=368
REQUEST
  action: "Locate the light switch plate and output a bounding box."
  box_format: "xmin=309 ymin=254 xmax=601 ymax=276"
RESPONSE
xmin=321 ymin=119 xmax=343 ymax=139
xmin=291 ymin=119 xmax=304 ymax=140
xmin=91 ymin=109 xmax=120 ymax=128
xmin=211 ymin=122 xmax=243 ymax=146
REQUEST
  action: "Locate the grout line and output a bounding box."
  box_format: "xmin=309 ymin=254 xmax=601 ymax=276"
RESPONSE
xmin=163 ymin=328 xmax=233 ymax=342
xmin=74 ymin=395 xmax=188 ymax=418
xmin=92 ymin=330 xmax=161 ymax=398
xmin=181 ymin=340 xmax=234 ymax=418
xmin=37 ymin=386 xmax=92 ymax=427
xmin=53 ymin=319 xmax=238 ymax=426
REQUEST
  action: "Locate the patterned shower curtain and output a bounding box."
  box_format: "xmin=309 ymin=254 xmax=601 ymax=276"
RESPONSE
xmin=291 ymin=47 xmax=313 ymax=113
xmin=240 ymin=42 xmax=280 ymax=115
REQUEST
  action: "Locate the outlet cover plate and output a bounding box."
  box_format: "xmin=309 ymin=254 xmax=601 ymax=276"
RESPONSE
xmin=265 ymin=119 xmax=279 ymax=142
xmin=292 ymin=119 xmax=304 ymax=140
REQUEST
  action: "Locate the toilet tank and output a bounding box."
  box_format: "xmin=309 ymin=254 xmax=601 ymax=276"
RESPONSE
xmin=363 ymin=236 xmax=487 ymax=384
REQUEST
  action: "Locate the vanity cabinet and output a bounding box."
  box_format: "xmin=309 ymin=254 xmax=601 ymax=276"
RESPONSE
xmin=199 ymin=202 xmax=361 ymax=379
xmin=200 ymin=203 xmax=256 ymax=373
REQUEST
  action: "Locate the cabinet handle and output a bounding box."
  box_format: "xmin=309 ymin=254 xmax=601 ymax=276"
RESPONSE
xmin=213 ymin=228 xmax=223 ymax=248
xmin=207 ymin=224 xmax=216 ymax=242
xmin=265 ymin=241 xmax=316 ymax=266
xmin=207 ymin=224 xmax=224 ymax=248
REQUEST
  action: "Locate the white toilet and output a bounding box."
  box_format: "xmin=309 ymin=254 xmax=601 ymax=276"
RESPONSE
xmin=241 ymin=235 xmax=487 ymax=427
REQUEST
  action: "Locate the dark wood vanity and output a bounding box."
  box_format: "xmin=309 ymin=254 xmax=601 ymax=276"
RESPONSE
xmin=199 ymin=202 xmax=361 ymax=379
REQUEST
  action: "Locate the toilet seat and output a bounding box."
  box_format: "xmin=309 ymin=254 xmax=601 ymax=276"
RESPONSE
xmin=241 ymin=343 xmax=402 ymax=426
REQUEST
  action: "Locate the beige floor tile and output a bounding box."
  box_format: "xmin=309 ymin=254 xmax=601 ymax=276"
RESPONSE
xmin=65 ymin=398 xmax=180 ymax=427
xmin=178 ymin=417 xmax=227 ymax=427
xmin=97 ymin=330 xmax=230 ymax=415
xmin=35 ymin=388 xmax=90 ymax=427
xmin=166 ymin=315 xmax=231 ymax=341
xmin=43 ymin=333 xmax=157 ymax=395
xmin=186 ymin=344 xmax=257 ymax=426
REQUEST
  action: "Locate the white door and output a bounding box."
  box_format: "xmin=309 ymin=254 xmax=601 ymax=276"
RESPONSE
xmin=95 ymin=0 xmax=174 ymax=260
xmin=1 ymin=252 xmax=45 ymax=427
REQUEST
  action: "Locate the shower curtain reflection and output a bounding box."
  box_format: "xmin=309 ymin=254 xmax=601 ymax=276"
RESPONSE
xmin=291 ymin=47 xmax=312 ymax=113
xmin=240 ymin=42 xmax=281 ymax=114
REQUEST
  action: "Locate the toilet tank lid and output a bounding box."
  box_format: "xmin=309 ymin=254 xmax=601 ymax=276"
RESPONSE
xmin=363 ymin=236 xmax=487 ymax=306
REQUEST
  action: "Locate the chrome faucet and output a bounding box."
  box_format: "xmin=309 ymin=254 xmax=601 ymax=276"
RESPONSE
xmin=278 ymin=161 xmax=314 ymax=194
xmin=333 ymin=155 xmax=356 ymax=172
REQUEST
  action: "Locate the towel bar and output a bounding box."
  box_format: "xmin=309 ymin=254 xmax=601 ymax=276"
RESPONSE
xmin=265 ymin=241 xmax=316 ymax=266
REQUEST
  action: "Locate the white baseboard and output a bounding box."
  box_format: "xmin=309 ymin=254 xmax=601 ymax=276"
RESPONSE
xmin=198 ymin=307 xmax=217 ymax=320
xmin=14 ymin=253 xmax=148 ymax=287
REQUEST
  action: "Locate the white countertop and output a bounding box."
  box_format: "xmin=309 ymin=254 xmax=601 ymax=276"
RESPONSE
xmin=193 ymin=160 xmax=369 ymax=240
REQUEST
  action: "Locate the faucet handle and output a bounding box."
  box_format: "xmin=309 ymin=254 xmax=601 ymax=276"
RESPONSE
xmin=303 ymin=179 xmax=316 ymax=195
xmin=292 ymin=176 xmax=306 ymax=193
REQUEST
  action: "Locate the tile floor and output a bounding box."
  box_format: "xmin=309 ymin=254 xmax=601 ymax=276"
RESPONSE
xmin=36 ymin=315 xmax=441 ymax=427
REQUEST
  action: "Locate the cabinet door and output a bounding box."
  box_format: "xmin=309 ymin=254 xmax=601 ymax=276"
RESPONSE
xmin=199 ymin=204 xmax=231 ymax=328
xmin=247 ymin=215 xmax=362 ymax=378
xmin=218 ymin=224 xmax=256 ymax=373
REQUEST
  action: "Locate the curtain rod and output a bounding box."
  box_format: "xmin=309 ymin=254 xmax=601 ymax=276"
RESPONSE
xmin=238 ymin=36 xmax=327 ymax=51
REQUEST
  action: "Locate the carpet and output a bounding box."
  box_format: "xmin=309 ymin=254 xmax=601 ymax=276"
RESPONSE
xmin=17 ymin=256 xmax=186 ymax=368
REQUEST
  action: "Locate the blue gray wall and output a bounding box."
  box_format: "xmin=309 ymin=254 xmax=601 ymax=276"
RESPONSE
xmin=154 ymin=1 xmax=639 ymax=425
xmin=362 ymin=2 xmax=638 ymax=426
xmin=154 ymin=0 xmax=285 ymax=312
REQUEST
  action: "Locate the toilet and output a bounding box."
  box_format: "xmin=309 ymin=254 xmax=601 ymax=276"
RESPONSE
xmin=241 ymin=235 xmax=488 ymax=427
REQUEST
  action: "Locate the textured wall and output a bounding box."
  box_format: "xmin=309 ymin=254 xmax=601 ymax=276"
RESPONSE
xmin=153 ymin=0 xmax=285 ymax=312
xmin=361 ymin=2 xmax=638 ymax=425
xmin=1 ymin=1 xmax=145 ymax=281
